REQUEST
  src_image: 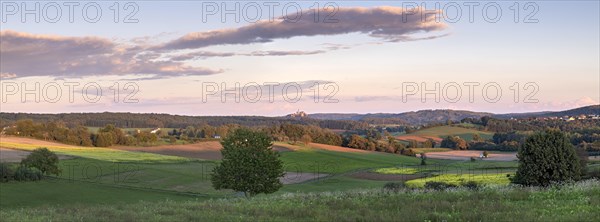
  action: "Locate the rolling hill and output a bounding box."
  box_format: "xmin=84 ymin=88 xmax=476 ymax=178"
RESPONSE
xmin=309 ymin=105 xmax=599 ymax=125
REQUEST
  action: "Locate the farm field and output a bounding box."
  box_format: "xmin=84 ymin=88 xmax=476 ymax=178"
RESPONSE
xmin=0 ymin=136 xmax=595 ymax=221
xmin=0 ymin=136 xmax=188 ymax=163
xmin=397 ymin=125 xmax=494 ymax=143
xmin=425 ymin=150 xmax=518 ymax=161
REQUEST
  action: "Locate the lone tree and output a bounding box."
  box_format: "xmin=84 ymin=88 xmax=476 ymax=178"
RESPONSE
xmin=20 ymin=148 xmax=61 ymax=176
xmin=211 ymin=128 xmax=284 ymax=197
xmin=512 ymin=130 xmax=581 ymax=186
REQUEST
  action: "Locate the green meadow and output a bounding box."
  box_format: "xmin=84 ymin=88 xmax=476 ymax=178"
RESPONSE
xmin=1 ymin=137 xmax=596 ymax=221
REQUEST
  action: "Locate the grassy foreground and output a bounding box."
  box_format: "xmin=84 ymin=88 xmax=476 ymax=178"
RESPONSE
xmin=2 ymin=180 xmax=598 ymax=221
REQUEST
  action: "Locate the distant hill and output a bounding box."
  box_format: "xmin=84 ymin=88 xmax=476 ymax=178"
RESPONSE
xmin=494 ymin=105 xmax=600 ymax=119
xmin=2 ymin=105 xmax=597 ymax=129
xmin=309 ymin=105 xmax=600 ymax=125
xmin=310 ymin=110 xmax=493 ymax=125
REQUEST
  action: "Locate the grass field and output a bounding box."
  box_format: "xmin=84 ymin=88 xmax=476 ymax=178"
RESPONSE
xmin=0 ymin=180 xmax=200 ymax=208
xmin=278 ymin=147 xmax=422 ymax=174
xmin=1 ymin=136 xmax=596 ymax=221
xmin=1 ymin=180 xmax=598 ymax=221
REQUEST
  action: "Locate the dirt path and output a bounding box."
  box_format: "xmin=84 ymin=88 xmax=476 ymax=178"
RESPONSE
xmin=0 ymin=136 xmax=78 ymax=147
xmin=0 ymin=148 xmax=31 ymax=163
xmin=280 ymin=172 xmax=329 ymax=184
xmin=425 ymin=150 xmax=517 ymax=161
xmin=0 ymin=147 xmax=73 ymax=163
xmin=396 ymin=135 xmax=443 ymax=143
xmin=308 ymin=143 xmax=374 ymax=153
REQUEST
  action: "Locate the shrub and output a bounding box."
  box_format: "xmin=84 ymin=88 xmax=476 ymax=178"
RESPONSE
xmin=383 ymin=182 xmax=405 ymax=192
xmin=13 ymin=166 xmax=43 ymax=181
xmin=424 ymin=181 xmax=457 ymax=190
xmin=461 ymin=181 xmax=479 ymax=190
xmin=483 ymin=151 xmax=489 ymax=158
xmin=512 ymin=130 xmax=581 ymax=186
xmin=401 ymin=148 xmax=416 ymax=157
xmin=20 ymin=148 xmax=61 ymax=176
xmin=0 ymin=162 xmax=15 ymax=182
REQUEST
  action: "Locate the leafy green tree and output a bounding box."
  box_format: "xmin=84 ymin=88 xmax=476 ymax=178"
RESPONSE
xmin=512 ymin=130 xmax=581 ymax=186
xmin=20 ymin=148 xmax=61 ymax=176
xmin=211 ymin=128 xmax=284 ymax=197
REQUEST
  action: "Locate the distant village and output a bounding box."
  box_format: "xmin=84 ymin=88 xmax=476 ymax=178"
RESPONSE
xmin=517 ymin=114 xmax=600 ymax=122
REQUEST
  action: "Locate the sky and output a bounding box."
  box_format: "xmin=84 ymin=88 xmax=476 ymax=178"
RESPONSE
xmin=1 ymin=1 xmax=599 ymax=116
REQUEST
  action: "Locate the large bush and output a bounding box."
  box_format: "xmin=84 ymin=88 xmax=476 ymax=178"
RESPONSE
xmin=13 ymin=166 xmax=43 ymax=181
xmin=0 ymin=162 xmax=15 ymax=182
xmin=20 ymin=148 xmax=61 ymax=176
xmin=512 ymin=130 xmax=581 ymax=186
xmin=211 ymin=128 xmax=284 ymax=197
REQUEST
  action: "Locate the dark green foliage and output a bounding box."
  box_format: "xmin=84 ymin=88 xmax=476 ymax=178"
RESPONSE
xmin=461 ymin=181 xmax=479 ymax=190
xmin=575 ymin=147 xmax=588 ymax=176
xmin=13 ymin=166 xmax=43 ymax=181
xmin=441 ymin=136 xmax=468 ymax=150
xmin=424 ymin=181 xmax=456 ymax=190
xmin=0 ymin=162 xmax=15 ymax=182
xmin=20 ymin=148 xmax=61 ymax=176
xmin=512 ymin=130 xmax=581 ymax=186
xmin=383 ymin=182 xmax=405 ymax=192
xmin=211 ymin=128 xmax=284 ymax=197
xmin=94 ymin=132 xmax=114 ymax=147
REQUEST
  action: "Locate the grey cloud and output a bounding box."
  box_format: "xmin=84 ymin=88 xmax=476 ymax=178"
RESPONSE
xmin=0 ymin=30 xmax=222 ymax=79
xmin=170 ymin=50 xmax=327 ymax=61
xmin=156 ymin=6 xmax=446 ymax=50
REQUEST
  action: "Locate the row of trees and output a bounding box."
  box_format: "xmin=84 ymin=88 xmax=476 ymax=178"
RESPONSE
xmin=0 ymin=112 xmax=367 ymax=130
xmin=264 ymin=124 xmax=343 ymax=146
xmin=3 ymin=120 xmax=163 ymax=147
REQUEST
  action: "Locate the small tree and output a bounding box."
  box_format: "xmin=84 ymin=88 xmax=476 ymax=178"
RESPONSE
xmin=512 ymin=130 xmax=581 ymax=186
xmin=482 ymin=151 xmax=489 ymax=158
xmin=211 ymin=128 xmax=284 ymax=197
xmin=300 ymin=134 xmax=312 ymax=146
xmin=20 ymin=148 xmax=61 ymax=176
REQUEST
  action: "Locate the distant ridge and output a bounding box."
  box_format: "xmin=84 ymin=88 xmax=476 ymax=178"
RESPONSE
xmin=2 ymin=105 xmax=597 ymax=127
xmin=308 ymin=105 xmax=600 ymax=125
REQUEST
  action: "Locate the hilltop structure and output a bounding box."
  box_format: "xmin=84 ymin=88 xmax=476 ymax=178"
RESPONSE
xmin=287 ymin=110 xmax=307 ymax=118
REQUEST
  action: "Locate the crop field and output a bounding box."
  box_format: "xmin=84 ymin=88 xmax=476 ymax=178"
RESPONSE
xmin=0 ymin=136 xmax=596 ymax=221
xmin=0 ymin=137 xmax=187 ymax=163
xmin=397 ymin=125 xmax=494 ymax=143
